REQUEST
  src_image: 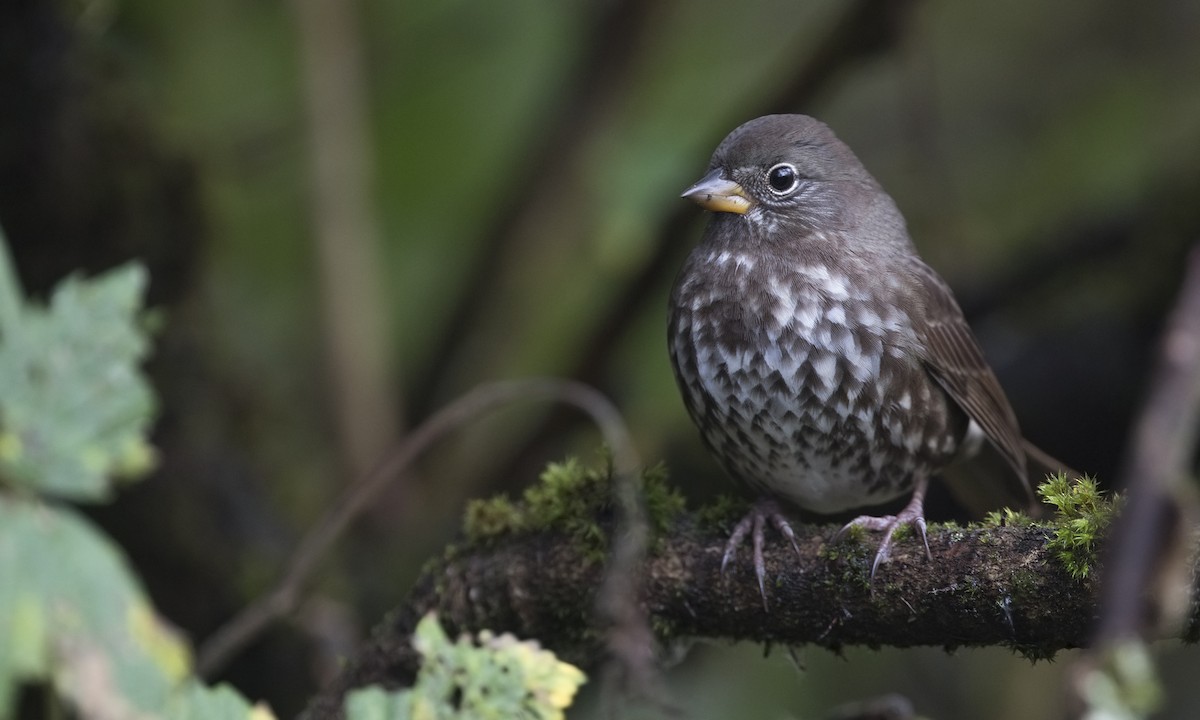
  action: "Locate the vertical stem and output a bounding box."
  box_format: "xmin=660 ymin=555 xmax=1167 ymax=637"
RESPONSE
xmin=1098 ymin=246 xmax=1200 ymax=643
xmin=291 ymin=0 xmax=398 ymax=477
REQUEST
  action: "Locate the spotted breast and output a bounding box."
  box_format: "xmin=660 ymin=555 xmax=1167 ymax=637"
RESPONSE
xmin=668 ymin=241 xmax=968 ymax=515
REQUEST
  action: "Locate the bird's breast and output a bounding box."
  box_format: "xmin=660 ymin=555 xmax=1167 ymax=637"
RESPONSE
xmin=676 ymin=248 xmax=912 ymax=386
xmin=669 ymin=247 xmax=950 ymax=512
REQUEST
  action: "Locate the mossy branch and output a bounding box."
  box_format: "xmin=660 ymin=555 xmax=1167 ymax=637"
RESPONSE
xmin=300 ymin=496 xmax=1200 ymax=720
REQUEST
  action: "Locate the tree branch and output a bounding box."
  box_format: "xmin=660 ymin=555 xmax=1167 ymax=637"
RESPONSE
xmin=301 ymin=514 xmax=1199 ymax=719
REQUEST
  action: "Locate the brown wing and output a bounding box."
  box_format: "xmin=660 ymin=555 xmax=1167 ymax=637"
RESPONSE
xmin=909 ymin=261 xmax=1034 ymax=506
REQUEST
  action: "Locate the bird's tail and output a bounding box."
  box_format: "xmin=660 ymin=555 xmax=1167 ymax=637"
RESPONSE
xmin=1020 ymin=439 xmax=1088 ymax=520
xmin=1022 ymin=439 xmax=1082 ymax=482
xmin=940 ymin=439 xmax=1083 ymax=520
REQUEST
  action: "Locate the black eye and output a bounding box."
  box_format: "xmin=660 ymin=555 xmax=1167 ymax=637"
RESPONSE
xmin=766 ymin=163 xmax=799 ymax=194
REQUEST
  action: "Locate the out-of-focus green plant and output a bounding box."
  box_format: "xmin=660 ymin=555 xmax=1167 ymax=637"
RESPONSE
xmin=344 ymin=613 xmax=586 ymax=720
xmin=0 ymin=228 xmax=273 ymax=719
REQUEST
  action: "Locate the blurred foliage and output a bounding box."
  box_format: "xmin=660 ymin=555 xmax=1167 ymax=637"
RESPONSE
xmin=344 ymin=613 xmax=585 ymax=720
xmin=0 ymin=243 xmax=156 ymax=501
xmin=0 ymin=232 xmax=271 ymax=719
xmin=3 ymin=0 xmax=1200 ymax=716
xmin=1077 ymin=641 xmax=1163 ymax=720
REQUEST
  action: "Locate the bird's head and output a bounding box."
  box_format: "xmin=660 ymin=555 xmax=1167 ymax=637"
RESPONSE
xmin=682 ymin=114 xmax=889 ymax=242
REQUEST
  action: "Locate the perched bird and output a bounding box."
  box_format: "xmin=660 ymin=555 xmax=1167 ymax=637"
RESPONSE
xmin=668 ymin=114 xmax=1065 ymax=602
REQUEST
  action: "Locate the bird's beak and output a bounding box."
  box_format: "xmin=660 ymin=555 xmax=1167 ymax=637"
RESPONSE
xmin=681 ymin=168 xmax=753 ymax=215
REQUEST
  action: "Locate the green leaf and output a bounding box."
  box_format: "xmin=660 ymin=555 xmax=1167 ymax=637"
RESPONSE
xmin=165 ymin=681 xmax=278 ymax=720
xmin=344 ymin=686 xmax=414 ymax=720
xmin=0 ymin=232 xmax=271 ymax=718
xmin=0 ymin=229 xmax=157 ymax=501
xmin=0 ymin=495 xmax=189 ymax=718
xmin=344 ymin=614 xmax=586 ymax=720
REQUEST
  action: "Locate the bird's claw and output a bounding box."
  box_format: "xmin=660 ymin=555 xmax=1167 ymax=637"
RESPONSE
xmin=721 ymin=498 xmax=802 ymax=610
xmin=835 ymin=482 xmax=932 ymax=583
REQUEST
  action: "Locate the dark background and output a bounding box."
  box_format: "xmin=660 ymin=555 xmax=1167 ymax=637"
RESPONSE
xmin=3 ymin=0 xmax=1199 ymax=717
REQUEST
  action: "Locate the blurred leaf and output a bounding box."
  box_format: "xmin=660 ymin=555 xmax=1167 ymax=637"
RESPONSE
xmin=0 ymin=496 xmax=187 ymax=717
xmin=1078 ymin=641 xmax=1162 ymax=720
xmin=166 ymin=681 xmax=278 ymax=720
xmin=0 ymin=230 xmax=157 ymax=501
xmin=344 ymin=686 xmax=414 ymax=720
xmin=0 ymin=229 xmax=271 ymax=719
xmin=344 ymin=613 xmax=586 ymax=720
xmin=0 ymin=496 xmax=276 ymax=719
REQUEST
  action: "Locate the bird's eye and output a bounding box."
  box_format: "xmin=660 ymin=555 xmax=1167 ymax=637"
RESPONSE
xmin=766 ymin=163 xmax=799 ymax=195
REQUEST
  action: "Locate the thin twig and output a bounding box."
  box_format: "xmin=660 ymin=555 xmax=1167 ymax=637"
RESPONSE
xmin=596 ymin=421 xmax=658 ymax=710
xmin=196 ymin=378 xmax=640 ymax=678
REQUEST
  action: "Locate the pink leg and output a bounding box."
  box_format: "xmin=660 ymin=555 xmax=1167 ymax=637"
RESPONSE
xmin=721 ymin=497 xmax=802 ymax=610
xmin=835 ymin=474 xmax=932 ymax=580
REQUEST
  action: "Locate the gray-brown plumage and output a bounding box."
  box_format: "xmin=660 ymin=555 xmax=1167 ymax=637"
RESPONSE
xmin=668 ymin=114 xmax=1063 ymax=603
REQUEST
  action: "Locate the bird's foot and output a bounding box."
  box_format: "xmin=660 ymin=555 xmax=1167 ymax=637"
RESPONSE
xmin=721 ymin=498 xmax=802 ymax=610
xmin=834 ymin=488 xmax=931 ymax=582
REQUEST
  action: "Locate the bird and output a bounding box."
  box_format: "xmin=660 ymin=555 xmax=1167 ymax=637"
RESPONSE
xmin=667 ymin=114 xmax=1068 ymax=604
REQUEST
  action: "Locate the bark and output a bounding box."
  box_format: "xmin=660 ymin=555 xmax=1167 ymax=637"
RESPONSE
xmin=302 ymin=513 xmax=1192 ymax=719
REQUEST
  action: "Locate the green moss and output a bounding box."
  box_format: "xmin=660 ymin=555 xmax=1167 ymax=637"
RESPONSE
xmin=1037 ymin=473 xmax=1121 ymax=580
xmin=817 ymin=543 xmax=841 ymax=561
xmin=838 ymin=522 xmax=868 ymax=543
xmin=462 ymin=454 xmax=686 ymax=559
xmin=888 ymin=522 xmax=913 ymax=543
xmin=461 ymin=456 xmax=606 ymax=557
xmin=817 ymin=533 xmax=876 ymax=593
xmin=463 ymin=496 xmax=525 ymax=540
xmin=522 ymin=456 xmax=610 ymax=534
xmin=641 ymin=462 xmax=687 ymax=538
xmin=1009 ymin=568 xmax=1040 ymax=597
xmin=695 ymin=494 xmax=750 ymax=530
xmin=981 ymin=507 xmax=1035 ymax=528
xmin=1011 ymin=644 xmax=1058 ymax=663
